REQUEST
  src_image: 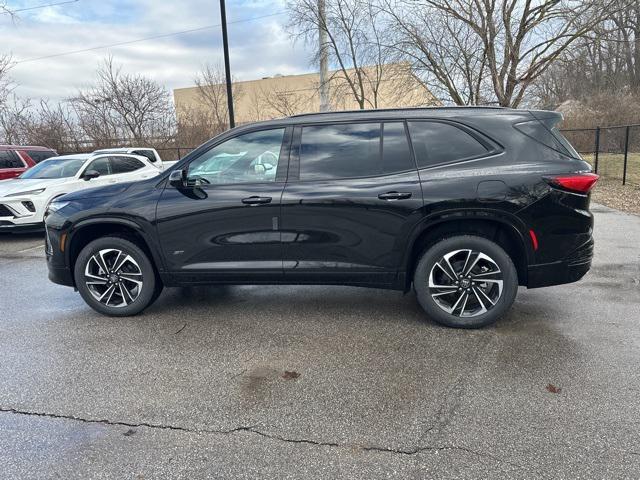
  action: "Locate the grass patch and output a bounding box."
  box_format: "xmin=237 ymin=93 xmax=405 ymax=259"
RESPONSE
xmin=581 ymin=152 xmax=640 ymax=186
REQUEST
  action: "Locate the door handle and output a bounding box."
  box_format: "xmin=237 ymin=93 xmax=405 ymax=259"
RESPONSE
xmin=378 ymin=192 xmax=412 ymax=200
xmin=242 ymin=196 xmax=272 ymax=205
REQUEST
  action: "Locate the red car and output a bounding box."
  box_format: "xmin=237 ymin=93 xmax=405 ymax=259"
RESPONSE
xmin=0 ymin=145 xmax=58 ymax=180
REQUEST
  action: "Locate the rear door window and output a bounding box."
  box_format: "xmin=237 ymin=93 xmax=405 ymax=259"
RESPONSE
xmin=408 ymin=121 xmax=489 ymax=168
xmin=26 ymin=150 xmax=56 ymax=163
xmin=299 ymin=123 xmax=381 ymax=180
xmin=110 ymin=156 xmax=146 ymax=174
xmin=86 ymin=157 xmax=111 ymax=175
xmin=0 ymin=151 xmax=25 ymax=169
xmin=382 ymin=122 xmax=414 ymax=174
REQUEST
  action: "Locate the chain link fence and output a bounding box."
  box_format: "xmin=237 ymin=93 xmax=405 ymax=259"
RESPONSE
xmin=561 ymin=125 xmax=640 ymax=186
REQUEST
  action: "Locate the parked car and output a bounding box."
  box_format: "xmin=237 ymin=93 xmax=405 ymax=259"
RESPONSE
xmin=44 ymin=107 xmax=598 ymax=328
xmin=91 ymin=147 xmax=178 ymax=171
xmin=0 ymin=153 xmax=159 ymax=231
xmin=0 ymin=145 xmax=57 ymax=180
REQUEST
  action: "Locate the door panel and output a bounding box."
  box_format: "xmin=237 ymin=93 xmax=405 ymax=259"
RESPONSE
xmin=156 ymin=183 xmax=284 ymax=280
xmin=281 ymin=172 xmax=423 ymax=284
xmin=280 ymin=121 xmax=423 ymax=286
xmin=155 ymin=127 xmax=290 ymax=283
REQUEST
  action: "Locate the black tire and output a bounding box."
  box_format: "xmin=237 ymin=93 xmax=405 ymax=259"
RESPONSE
xmin=74 ymin=236 xmax=162 ymax=316
xmin=413 ymin=235 xmax=518 ymax=328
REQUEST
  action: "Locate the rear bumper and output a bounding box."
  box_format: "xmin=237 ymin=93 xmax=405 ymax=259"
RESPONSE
xmin=527 ymin=237 xmax=593 ymax=288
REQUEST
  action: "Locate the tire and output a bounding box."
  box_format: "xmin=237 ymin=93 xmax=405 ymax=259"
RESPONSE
xmin=413 ymin=235 xmax=518 ymax=328
xmin=74 ymin=236 xmax=162 ymax=316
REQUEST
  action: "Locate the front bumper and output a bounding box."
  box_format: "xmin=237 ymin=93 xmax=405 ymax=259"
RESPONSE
xmin=0 ymin=220 xmax=45 ymax=232
xmin=45 ymin=224 xmax=75 ymax=287
xmin=0 ymin=197 xmax=46 ymax=230
xmin=47 ymin=263 xmax=74 ymax=286
xmin=527 ymin=237 xmax=593 ymax=288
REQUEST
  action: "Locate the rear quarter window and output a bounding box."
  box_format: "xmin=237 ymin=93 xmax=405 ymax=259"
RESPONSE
xmin=132 ymin=150 xmax=157 ymax=163
xmin=408 ymin=121 xmax=489 ymax=168
xmin=514 ymin=119 xmax=580 ymax=159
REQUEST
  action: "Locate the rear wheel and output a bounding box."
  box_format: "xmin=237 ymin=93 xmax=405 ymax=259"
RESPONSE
xmin=413 ymin=235 xmax=518 ymax=328
xmin=74 ymin=236 xmax=162 ymax=316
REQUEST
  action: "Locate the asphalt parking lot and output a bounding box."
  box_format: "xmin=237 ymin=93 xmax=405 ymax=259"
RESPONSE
xmin=0 ymin=203 xmax=639 ymax=479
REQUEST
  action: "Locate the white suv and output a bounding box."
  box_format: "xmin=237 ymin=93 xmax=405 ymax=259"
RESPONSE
xmin=0 ymin=153 xmax=159 ymax=231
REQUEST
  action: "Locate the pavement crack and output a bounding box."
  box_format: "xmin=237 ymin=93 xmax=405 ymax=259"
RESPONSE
xmin=0 ymin=406 xmax=254 ymax=436
xmin=0 ymin=406 xmax=529 ymax=469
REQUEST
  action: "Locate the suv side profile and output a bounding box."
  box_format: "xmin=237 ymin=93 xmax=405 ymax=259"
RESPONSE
xmin=44 ymin=107 xmax=597 ymax=328
xmin=0 ymin=145 xmax=57 ymax=180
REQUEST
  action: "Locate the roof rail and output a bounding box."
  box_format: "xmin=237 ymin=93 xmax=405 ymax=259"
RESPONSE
xmin=289 ymin=105 xmax=508 ymax=118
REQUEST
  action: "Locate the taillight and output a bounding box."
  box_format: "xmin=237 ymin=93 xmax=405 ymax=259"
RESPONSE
xmin=543 ymin=173 xmax=599 ymax=194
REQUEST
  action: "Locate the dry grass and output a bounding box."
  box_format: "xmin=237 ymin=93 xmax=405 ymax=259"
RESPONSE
xmin=576 ymin=153 xmax=640 ymax=215
xmin=591 ymin=179 xmax=640 ymax=216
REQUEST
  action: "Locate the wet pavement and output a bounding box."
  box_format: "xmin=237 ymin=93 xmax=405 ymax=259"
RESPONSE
xmin=0 ymin=204 xmax=639 ymax=479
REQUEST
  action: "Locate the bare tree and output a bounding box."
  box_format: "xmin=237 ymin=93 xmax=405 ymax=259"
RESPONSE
xmin=258 ymin=83 xmax=310 ymax=117
xmin=176 ymin=105 xmax=222 ymax=147
xmin=535 ymin=0 xmax=640 ymax=107
xmin=0 ymin=54 xmax=13 ymax=109
xmin=193 ymin=63 xmax=242 ymax=130
xmin=608 ymin=0 xmax=640 ymax=90
xmin=0 ymin=95 xmax=29 ymax=144
xmin=1 ymin=1 xmax=16 ymax=18
xmin=288 ymin=0 xmax=395 ymax=109
xmin=69 ymin=57 xmax=175 ymax=144
xmin=0 ymin=95 xmax=81 ymax=150
xmin=385 ymin=0 xmax=621 ymax=107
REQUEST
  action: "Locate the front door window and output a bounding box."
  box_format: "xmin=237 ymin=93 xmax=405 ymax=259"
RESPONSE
xmin=187 ymin=129 xmax=285 ymax=186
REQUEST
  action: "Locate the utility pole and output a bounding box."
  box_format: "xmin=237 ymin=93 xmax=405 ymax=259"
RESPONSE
xmin=318 ymin=0 xmax=329 ymax=112
xmin=219 ymin=0 xmax=235 ymax=128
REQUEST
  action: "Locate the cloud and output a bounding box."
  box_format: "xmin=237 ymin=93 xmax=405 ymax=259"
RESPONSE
xmin=0 ymin=0 xmax=313 ymax=102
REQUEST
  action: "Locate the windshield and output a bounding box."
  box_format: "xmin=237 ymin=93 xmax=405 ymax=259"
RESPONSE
xmin=19 ymin=158 xmax=86 ymax=179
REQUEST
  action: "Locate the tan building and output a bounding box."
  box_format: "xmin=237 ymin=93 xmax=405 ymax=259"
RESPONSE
xmin=173 ymin=64 xmax=440 ymax=125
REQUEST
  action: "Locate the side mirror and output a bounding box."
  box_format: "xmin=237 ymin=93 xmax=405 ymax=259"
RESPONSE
xmin=169 ymin=169 xmax=187 ymax=188
xmin=82 ymin=170 xmax=100 ymax=181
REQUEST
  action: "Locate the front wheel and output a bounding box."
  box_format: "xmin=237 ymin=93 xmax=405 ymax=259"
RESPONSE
xmin=413 ymin=235 xmax=518 ymax=328
xmin=74 ymin=236 xmax=162 ymax=316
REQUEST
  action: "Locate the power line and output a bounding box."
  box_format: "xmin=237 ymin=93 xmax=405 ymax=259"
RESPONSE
xmin=14 ymin=11 xmax=286 ymax=64
xmin=1 ymin=0 xmax=79 ymax=14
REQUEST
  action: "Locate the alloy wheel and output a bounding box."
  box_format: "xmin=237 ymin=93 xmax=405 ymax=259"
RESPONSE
xmin=428 ymin=249 xmax=503 ymax=318
xmin=84 ymin=248 xmax=143 ymax=307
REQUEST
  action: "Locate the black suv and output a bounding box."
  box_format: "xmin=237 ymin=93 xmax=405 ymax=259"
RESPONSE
xmin=45 ymin=107 xmax=597 ymax=328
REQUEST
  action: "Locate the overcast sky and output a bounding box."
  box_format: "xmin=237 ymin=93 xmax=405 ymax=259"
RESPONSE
xmin=0 ymin=0 xmax=313 ymax=102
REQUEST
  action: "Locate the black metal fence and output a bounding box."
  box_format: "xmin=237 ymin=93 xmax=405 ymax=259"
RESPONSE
xmin=561 ymin=125 xmax=640 ymax=186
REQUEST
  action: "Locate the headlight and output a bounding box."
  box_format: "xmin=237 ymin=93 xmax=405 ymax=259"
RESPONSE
xmin=5 ymin=188 xmax=46 ymax=197
xmin=45 ymin=201 xmax=70 ymax=215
